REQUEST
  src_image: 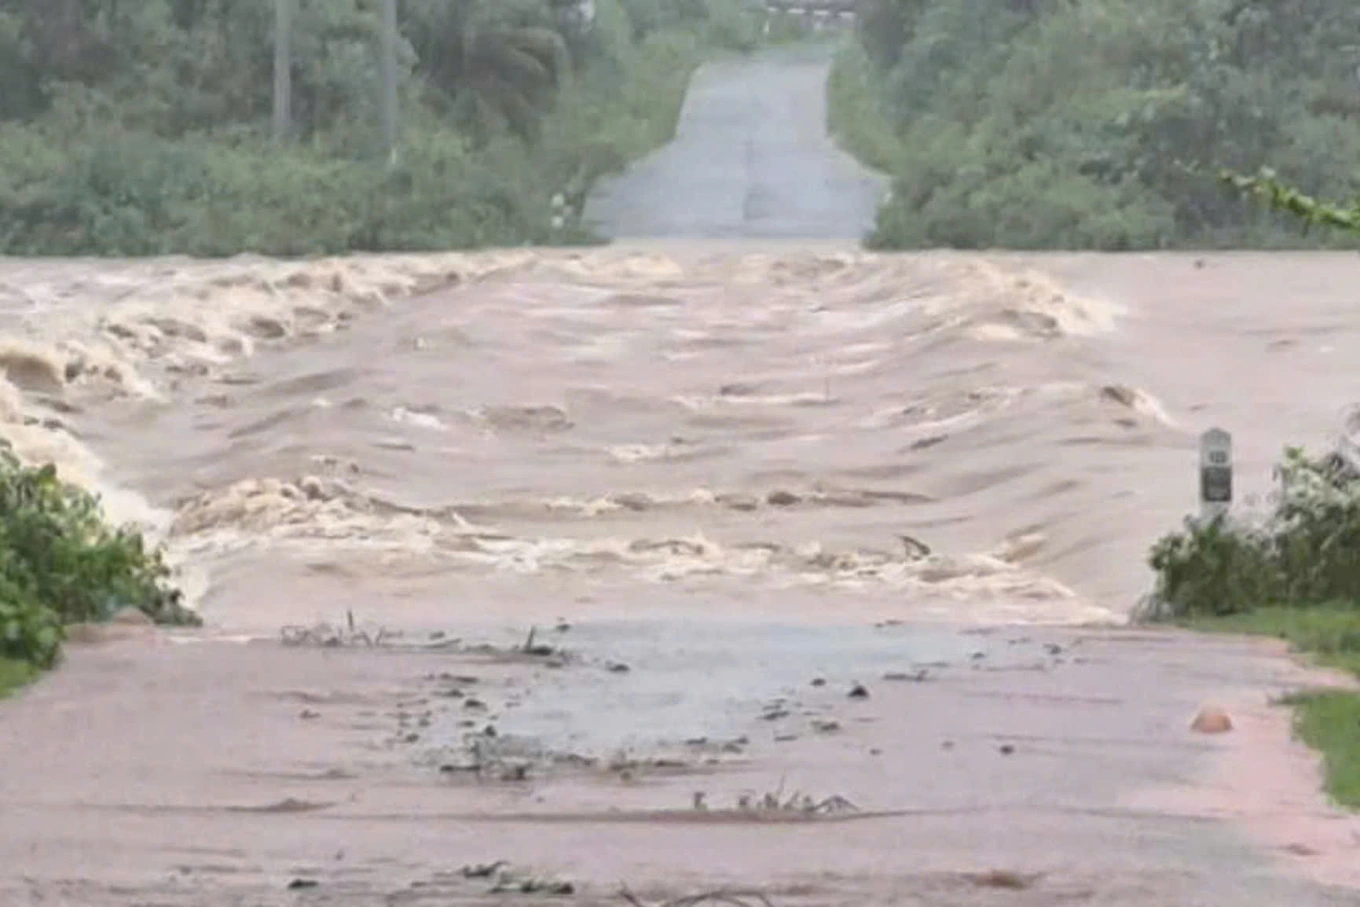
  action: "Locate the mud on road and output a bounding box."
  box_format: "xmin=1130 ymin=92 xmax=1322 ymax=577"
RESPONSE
xmin=2 ymin=619 xmax=1358 ymax=906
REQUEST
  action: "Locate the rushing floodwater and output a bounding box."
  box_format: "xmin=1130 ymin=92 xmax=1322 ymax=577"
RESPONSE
xmin=0 ymin=52 xmax=1358 ymax=635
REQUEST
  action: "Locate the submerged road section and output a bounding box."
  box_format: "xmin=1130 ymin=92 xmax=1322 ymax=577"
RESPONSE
xmin=585 ymin=45 xmax=886 ymax=239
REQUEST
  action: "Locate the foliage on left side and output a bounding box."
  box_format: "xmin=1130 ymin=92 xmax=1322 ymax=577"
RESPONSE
xmin=0 ymin=0 xmax=766 ymax=256
xmin=0 ymin=448 xmax=196 ymax=674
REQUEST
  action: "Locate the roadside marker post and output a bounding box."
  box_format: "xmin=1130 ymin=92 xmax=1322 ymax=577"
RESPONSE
xmin=1199 ymin=428 xmax=1232 ymax=523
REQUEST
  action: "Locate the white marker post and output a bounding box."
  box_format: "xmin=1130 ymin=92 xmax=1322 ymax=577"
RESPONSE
xmin=1199 ymin=428 xmax=1233 ymax=523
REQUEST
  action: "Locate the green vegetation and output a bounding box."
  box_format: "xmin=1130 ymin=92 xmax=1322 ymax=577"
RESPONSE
xmin=0 ymin=0 xmax=766 ymax=256
xmin=1180 ymin=607 xmax=1360 ymax=681
xmin=1142 ymin=165 xmax=1360 ymax=807
xmin=0 ymin=656 xmax=37 ymax=698
xmin=1181 ymin=608 xmax=1360 ymax=810
xmin=1289 ymin=688 xmax=1360 ymax=809
xmin=1147 ymin=446 xmax=1360 ymax=809
xmin=830 ymin=0 xmax=1360 ymax=250
xmin=1146 ymin=447 xmax=1360 ymax=621
xmin=1222 ymin=168 xmax=1360 ymax=236
xmin=0 ymin=448 xmax=197 ymax=687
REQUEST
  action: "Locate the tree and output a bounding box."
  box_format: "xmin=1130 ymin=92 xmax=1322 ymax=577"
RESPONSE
xmin=839 ymin=0 xmax=1360 ymax=249
xmin=404 ymin=0 xmax=568 ymax=141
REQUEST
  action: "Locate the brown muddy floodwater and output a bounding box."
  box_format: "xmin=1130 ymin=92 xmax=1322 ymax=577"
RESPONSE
xmin=2 ymin=244 xmax=1359 ymax=633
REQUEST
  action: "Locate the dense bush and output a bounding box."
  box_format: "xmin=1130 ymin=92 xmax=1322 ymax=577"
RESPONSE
xmin=0 ymin=449 xmax=197 ymax=669
xmin=0 ymin=0 xmax=765 ymax=256
xmin=1147 ymin=448 xmax=1360 ymax=619
xmin=831 ymin=0 xmax=1360 ymax=250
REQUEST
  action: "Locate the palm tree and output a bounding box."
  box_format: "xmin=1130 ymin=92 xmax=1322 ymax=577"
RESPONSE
xmin=404 ymin=0 xmax=568 ymax=142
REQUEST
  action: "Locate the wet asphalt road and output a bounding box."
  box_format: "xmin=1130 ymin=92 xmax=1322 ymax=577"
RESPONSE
xmin=584 ymin=44 xmax=887 ymax=240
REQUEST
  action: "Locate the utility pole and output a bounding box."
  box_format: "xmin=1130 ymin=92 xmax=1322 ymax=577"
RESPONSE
xmin=379 ymin=0 xmax=399 ymax=162
xmin=273 ymin=0 xmax=293 ymax=141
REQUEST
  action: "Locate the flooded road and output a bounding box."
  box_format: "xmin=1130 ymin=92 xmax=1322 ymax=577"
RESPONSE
xmin=0 ymin=50 xmax=1359 ymax=906
xmin=586 ymin=45 xmax=886 ymax=239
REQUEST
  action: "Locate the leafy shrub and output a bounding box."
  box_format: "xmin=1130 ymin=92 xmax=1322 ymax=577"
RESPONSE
xmin=1148 ymin=516 xmax=1284 ymax=619
xmin=0 ymin=579 xmax=62 ymax=669
xmin=0 ymin=449 xmax=196 ymax=668
xmin=1146 ymin=448 xmax=1360 ymax=619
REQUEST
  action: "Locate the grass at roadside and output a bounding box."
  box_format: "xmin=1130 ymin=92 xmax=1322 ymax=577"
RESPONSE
xmin=1179 ymin=606 xmax=1360 ymax=676
xmin=1179 ymin=606 xmax=1360 ymax=810
xmin=0 ymin=657 xmax=38 ymax=699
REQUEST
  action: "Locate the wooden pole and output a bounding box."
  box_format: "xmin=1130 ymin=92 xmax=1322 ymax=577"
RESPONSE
xmin=380 ymin=0 xmax=399 ymax=162
xmin=273 ymin=0 xmax=292 ymax=141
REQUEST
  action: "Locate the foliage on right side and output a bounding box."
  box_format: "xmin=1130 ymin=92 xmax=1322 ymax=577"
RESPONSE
xmin=830 ymin=0 xmax=1360 ymax=250
xmin=1147 ymin=160 xmax=1360 ymax=623
xmin=1148 ymin=444 xmax=1360 ymax=809
xmin=1145 ymin=448 xmax=1360 ymax=620
xmin=1141 ymin=146 xmax=1360 ymax=811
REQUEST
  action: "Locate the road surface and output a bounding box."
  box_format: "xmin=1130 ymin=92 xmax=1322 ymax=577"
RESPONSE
xmin=585 ymin=45 xmax=886 ymax=239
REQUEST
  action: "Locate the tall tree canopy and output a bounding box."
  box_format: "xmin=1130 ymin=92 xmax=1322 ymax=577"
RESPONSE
xmin=835 ymin=0 xmax=1360 ymax=249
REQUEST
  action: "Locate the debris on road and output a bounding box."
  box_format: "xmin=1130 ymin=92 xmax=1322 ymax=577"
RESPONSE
xmin=883 ymin=669 xmax=929 ymax=682
xmin=964 ymin=869 xmax=1042 ymax=890
xmin=1191 ymin=706 xmax=1234 ymax=734
xmin=620 ymin=887 xmax=776 ymax=907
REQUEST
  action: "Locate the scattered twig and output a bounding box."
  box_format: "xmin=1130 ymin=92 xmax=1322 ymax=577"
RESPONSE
xmin=466 ymin=861 xmax=574 ymax=896
xmin=730 ymin=783 xmax=858 ymax=816
xmin=620 ymin=886 xmax=776 ymax=907
xmin=491 ymin=874 xmax=575 ymax=895
xmin=279 ymin=619 xmax=462 ymax=650
xmin=522 ymin=625 xmax=556 ymax=657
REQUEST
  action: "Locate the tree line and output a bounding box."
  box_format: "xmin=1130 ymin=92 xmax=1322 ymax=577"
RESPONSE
xmin=829 ymin=0 xmax=1360 ymax=249
xmin=0 ymin=0 xmax=765 ymax=255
